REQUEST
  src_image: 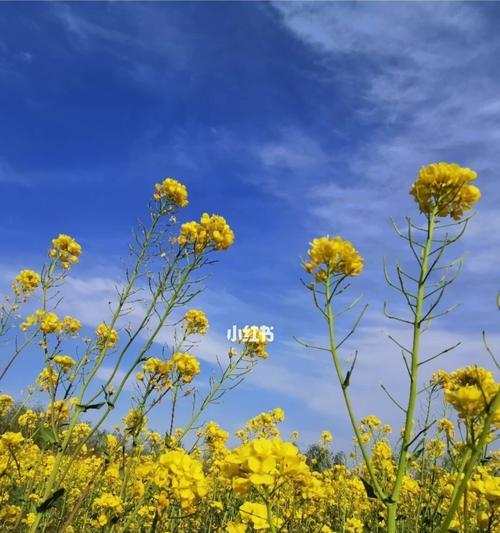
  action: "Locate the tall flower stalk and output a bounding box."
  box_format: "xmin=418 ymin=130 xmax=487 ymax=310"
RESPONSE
xmin=301 ymin=162 xmax=484 ymax=532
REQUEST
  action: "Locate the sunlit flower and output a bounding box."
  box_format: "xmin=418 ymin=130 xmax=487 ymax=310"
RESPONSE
xmin=304 ymin=236 xmax=363 ymax=281
xmin=178 ymin=213 xmax=234 ymax=252
xmin=239 ymin=501 xmax=282 ymax=530
xmin=153 ymin=177 xmax=189 ymax=207
xmin=172 ymin=352 xmax=200 ymax=383
xmin=435 ymin=366 xmax=499 ymax=418
xmin=49 ymin=234 xmax=82 ymax=269
xmin=410 ymin=162 xmax=480 ymax=219
xmin=240 ymin=325 xmax=269 ymax=359
xmin=183 ymin=309 xmax=209 ymax=335
xmin=13 ymin=269 xmax=41 ymax=295
xmin=96 ymin=323 xmax=119 ymax=349
xmin=53 ymin=355 xmax=76 ymax=373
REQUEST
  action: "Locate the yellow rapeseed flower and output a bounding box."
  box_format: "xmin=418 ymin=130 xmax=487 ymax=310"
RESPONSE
xmin=96 ymin=323 xmax=119 ymax=349
xmin=172 ymin=352 xmax=200 ymax=383
xmin=240 ymin=326 xmax=269 ymax=359
xmin=178 ymin=213 xmax=234 ymax=252
xmin=304 ymin=236 xmax=363 ymax=282
xmin=154 ymin=448 xmax=208 ymax=509
xmin=13 ymin=269 xmax=41 ymax=295
xmin=183 ymin=309 xmax=209 ymax=335
xmin=153 ymin=177 xmax=189 ymax=207
xmin=437 ymin=366 xmax=499 ymax=419
xmin=239 ymin=501 xmax=282 ymax=530
xmin=53 ymin=355 xmax=76 ymax=373
xmin=410 ymin=162 xmax=480 ymax=219
xmin=50 ymin=234 xmax=82 ymax=269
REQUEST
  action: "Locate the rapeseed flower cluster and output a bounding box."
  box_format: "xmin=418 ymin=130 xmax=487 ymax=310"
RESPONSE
xmin=178 ymin=213 xmax=234 ymax=252
xmin=49 ymin=234 xmax=82 ymax=269
xmin=240 ymin=326 xmax=269 ymax=359
xmin=12 ymin=270 xmax=40 ymax=296
xmin=410 ymin=162 xmax=481 ymax=219
xmin=434 ymin=366 xmax=499 ymax=419
xmin=183 ymin=309 xmax=209 ymax=335
xmin=141 ymin=357 xmax=175 ymax=390
xmin=154 ymin=448 xmax=208 ymax=509
xmin=239 ymin=501 xmax=283 ymax=530
xmin=52 ymin=355 xmax=76 ymax=373
xmin=20 ymin=310 xmax=81 ymax=335
xmin=172 ymin=352 xmax=200 ymax=383
xmin=92 ymin=492 xmax=124 ymax=527
xmin=153 ymin=177 xmax=189 ymax=207
xmin=223 ymin=437 xmax=310 ymax=495
xmin=95 ymin=322 xmax=119 ymax=349
xmin=304 ymin=236 xmax=364 ymax=281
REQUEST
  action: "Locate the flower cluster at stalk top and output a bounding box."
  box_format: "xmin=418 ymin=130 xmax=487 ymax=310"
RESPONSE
xmin=470 ymin=469 xmax=500 ymax=504
xmin=183 ymin=309 xmax=209 ymax=335
xmin=433 ymin=366 xmax=499 ymax=420
xmin=304 ymin=236 xmax=364 ymax=281
xmin=153 ymin=177 xmax=189 ymax=207
xmin=49 ymin=234 xmax=82 ymax=269
xmin=172 ymin=352 xmax=200 ymax=383
xmin=13 ymin=269 xmax=40 ymax=295
xmin=178 ymin=213 xmax=234 ymax=252
xmin=53 ymin=355 xmax=76 ymax=373
xmin=239 ymin=325 xmax=270 ymax=359
xmin=141 ymin=357 xmax=175 ymax=390
xmin=410 ymin=162 xmax=481 ymax=219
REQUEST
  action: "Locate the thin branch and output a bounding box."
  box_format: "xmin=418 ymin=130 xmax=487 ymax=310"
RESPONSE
xmin=380 ymin=383 xmax=405 ymax=412
xmin=419 ymin=341 xmax=461 ymax=366
xmin=293 ymin=336 xmax=330 ymax=352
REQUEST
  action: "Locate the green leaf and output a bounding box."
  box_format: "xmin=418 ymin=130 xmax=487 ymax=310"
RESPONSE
xmin=36 ymin=488 xmax=65 ymax=513
xmin=76 ymin=402 xmax=106 ymax=412
xmin=360 ymin=477 xmax=377 ymax=499
xmin=39 ymin=427 xmax=57 ymax=445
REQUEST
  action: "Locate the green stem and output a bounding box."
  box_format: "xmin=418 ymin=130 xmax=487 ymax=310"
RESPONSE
xmin=265 ymin=499 xmax=276 ymax=533
xmin=173 ymin=353 xmax=246 ymax=447
xmin=0 ymin=330 xmax=38 ymax=382
xmin=325 ymin=276 xmax=386 ymax=502
xmin=54 ymin=257 xmax=199 ymax=488
xmin=387 ymin=212 xmax=436 ymax=533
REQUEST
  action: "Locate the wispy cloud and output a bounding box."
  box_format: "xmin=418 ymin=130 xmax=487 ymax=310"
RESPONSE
xmin=273 ymin=2 xmax=500 ymax=192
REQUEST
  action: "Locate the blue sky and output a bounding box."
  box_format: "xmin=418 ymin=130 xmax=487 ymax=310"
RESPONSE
xmin=1 ymin=2 xmax=499 ymax=451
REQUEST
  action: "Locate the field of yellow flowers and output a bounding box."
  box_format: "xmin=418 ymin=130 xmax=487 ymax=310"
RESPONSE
xmin=0 ymin=164 xmax=498 ymax=533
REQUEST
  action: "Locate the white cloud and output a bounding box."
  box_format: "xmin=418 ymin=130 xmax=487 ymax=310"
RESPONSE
xmin=257 ymin=129 xmax=330 ymax=171
xmin=273 ymin=2 xmax=500 ymax=193
xmin=270 ymin=307 xmax=500 ymax=449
